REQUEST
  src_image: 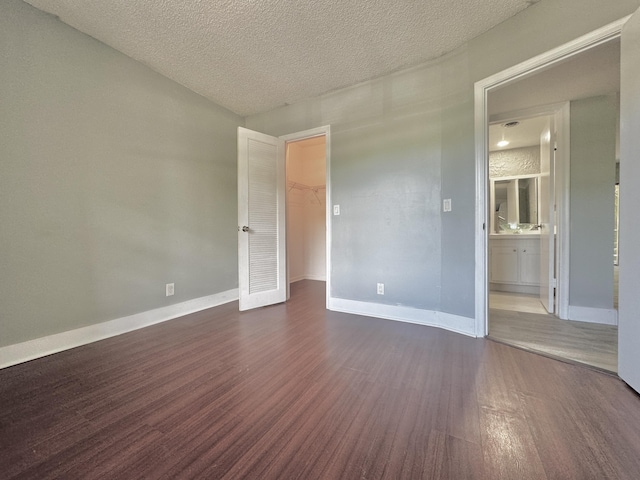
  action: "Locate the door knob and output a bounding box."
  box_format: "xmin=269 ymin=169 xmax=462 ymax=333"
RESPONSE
xmin=241 ymin=226 xmax=250 ymax=232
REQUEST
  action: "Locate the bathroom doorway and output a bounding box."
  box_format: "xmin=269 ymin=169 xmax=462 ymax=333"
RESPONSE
xmin=487 ymin=114 xmax=552 ymax=317
xmin=484 ymin=39 xmax=620 ymax=373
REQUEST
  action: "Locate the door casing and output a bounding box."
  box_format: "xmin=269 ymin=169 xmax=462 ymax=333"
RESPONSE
xmin=474 ymin=17 xmax=629 ymax=337
xmin=488 ymin=106 xmax=568 ymax=319
xmin=281 ymin=126 xmax=331 ymax=307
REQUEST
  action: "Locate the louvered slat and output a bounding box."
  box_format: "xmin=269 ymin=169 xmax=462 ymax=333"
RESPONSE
xmin=248 ymin=139 xmax=279 ymax=294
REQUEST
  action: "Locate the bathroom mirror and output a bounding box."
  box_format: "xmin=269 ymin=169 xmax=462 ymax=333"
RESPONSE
xmin=491 ymin=175 xmax=539 ymax=233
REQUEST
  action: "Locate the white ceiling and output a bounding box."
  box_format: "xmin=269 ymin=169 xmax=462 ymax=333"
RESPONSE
xmin=489 ymin=38 xmax=620 ymax=116
xmin=489 ymin=115 xmax=551 ymax=151
xmin=488 ymin=38 xmax=620 ymax=151
xmin=24 ymin=0 xmax=539 ymax=117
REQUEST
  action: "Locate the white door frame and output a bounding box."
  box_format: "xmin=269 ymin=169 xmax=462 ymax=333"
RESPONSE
xmin=280 ymin=126 xmax=332 ymax=309
xmin=474 ymin=17 xmax=629 ymax=337
xmin=489 ymin=103 xmax=570 ymax=319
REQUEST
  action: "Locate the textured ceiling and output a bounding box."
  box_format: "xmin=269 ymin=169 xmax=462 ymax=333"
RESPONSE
xmin=24 ymin=0 xmax=538 ymax=116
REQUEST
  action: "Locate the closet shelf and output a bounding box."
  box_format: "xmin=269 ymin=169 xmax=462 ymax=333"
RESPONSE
xmin=287 ymin=181 xmax=326 ymax=193
xmin=287 ymin=181 xmax=326 ymax=204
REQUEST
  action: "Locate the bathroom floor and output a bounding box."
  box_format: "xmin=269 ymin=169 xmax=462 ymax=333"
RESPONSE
xmin=489 ymin=291 xmax=548 ymax=314
xmin=489 ymin=292 xmax=618 ymax=373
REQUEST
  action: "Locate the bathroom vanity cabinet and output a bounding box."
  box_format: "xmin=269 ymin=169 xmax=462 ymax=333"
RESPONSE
xmin=490 ymin=234 xmax=541 ymax=294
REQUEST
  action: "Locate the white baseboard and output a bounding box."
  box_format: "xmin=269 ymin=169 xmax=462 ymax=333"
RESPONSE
xmin=568 ymin=305 xmax=618 ymax=325
xmin=328 ymin=297 xmax=476 ymax=337
xmin=291 ymin=274 xmax=327 ymax=283
xmin=0 ymin=288 xmax=239 ymax=369
xmin=490 ymin=283 xmax=539 ymax=295
xmin=303 ymin=274 xmax=326 ymax=281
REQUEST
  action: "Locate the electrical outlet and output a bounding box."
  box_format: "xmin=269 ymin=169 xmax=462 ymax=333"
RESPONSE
xmin=166 ymin=283 xmax=175 ymax=296
xmin=333 ymin=204 xmax=340 ymax=216
xmin=443 ymin=199 xmax=452 ymax=212
xmin=377 ymin=283 xmax=384 ymax=295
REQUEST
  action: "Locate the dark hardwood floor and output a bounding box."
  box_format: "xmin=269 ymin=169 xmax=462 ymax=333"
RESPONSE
xmin=2 ymin=280 xmax=640 ymax=479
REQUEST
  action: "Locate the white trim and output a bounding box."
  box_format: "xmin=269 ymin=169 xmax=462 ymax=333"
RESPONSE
xmin=555 ymin=103 xmax=571 ymax=320
xmin=490 ymin=104 xmax=567 ymax=124
xmin=490 ymin=284 xmax=540 ymax=296
xmin=474 ymin=79 xmax=489 ymax=339
xmin=475 ymin=17 xmax=629 ymax=337
xmin=280 ymin=125 xmax=332 ymax=309
xmin=479 ymin=17 xmax=629 ymax=91
xmin=490 ymin=104 xmax=570 ymax=318
xmin=290 ymin=275 xmax=327 ymax=283
xmin=568 ymin=306 xmax=618 ymax=325
xmin=303 ymin=274 xmax=327 ymax=282
xmin=0 ymin=289 xmax=239 ymax=370
xmin=329 ymin=297 xmax=476 ymax=337
xmin=489 ymin=172 xmax=543 ymax=181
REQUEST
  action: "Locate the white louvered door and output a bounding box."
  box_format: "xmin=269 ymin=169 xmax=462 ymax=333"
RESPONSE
xmin=237 ymin=127 xmax=286 ymax=311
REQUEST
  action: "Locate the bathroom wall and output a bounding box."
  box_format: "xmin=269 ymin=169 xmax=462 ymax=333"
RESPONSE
xmin=489 ymin=146 xmax=541 ymax=177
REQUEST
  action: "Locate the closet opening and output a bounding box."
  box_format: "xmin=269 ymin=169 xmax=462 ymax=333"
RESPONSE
xmin=285 ymin=135 xmax=327 ymax=299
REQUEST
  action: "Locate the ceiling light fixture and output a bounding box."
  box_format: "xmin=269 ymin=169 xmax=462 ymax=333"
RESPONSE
xmin=497 ymin=125 xmax=509 ymax=148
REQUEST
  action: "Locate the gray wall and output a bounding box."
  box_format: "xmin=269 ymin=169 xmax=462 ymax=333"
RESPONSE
xmin=247 ymin=0 xmax=639 ymax=319
xmin=0 ymin=0 xmax=242 ymax=347
xmin=3 ymin=0 xmax=639 ymax=349
xmin=248 ymin=61 xmax=446 ymax=310
xmin=569 ymin=95 xmax=618 ymax=309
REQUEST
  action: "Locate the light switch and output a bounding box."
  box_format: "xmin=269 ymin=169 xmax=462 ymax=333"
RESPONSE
xmin=443 ymin=199 xmax=452 ymax=212
xmin=333 ymin=205 xmax=340 ymax=215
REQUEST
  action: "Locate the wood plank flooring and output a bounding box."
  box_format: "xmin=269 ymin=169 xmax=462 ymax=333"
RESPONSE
xmin=490 ymin=291 xmax=548 ymax=315
xmin=2 ymin=280 xmax=640 ymax=479
xmin=489 ymin=292 xmax=618 ymax=373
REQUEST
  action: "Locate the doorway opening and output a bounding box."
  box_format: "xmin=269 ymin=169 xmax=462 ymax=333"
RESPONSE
xmin=285 ymin=135 xmax=327 ymax=300
xmin=280 ymin=125 xmax=331 ymax=308
xmin=475 ymin=21 xmax=624 ymax=373
xmin=487 ymin=113 xmax=553 ymax=317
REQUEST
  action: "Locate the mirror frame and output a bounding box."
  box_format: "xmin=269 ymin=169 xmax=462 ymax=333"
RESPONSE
xmin=490 ymin=173 xmax=541 ymax=234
